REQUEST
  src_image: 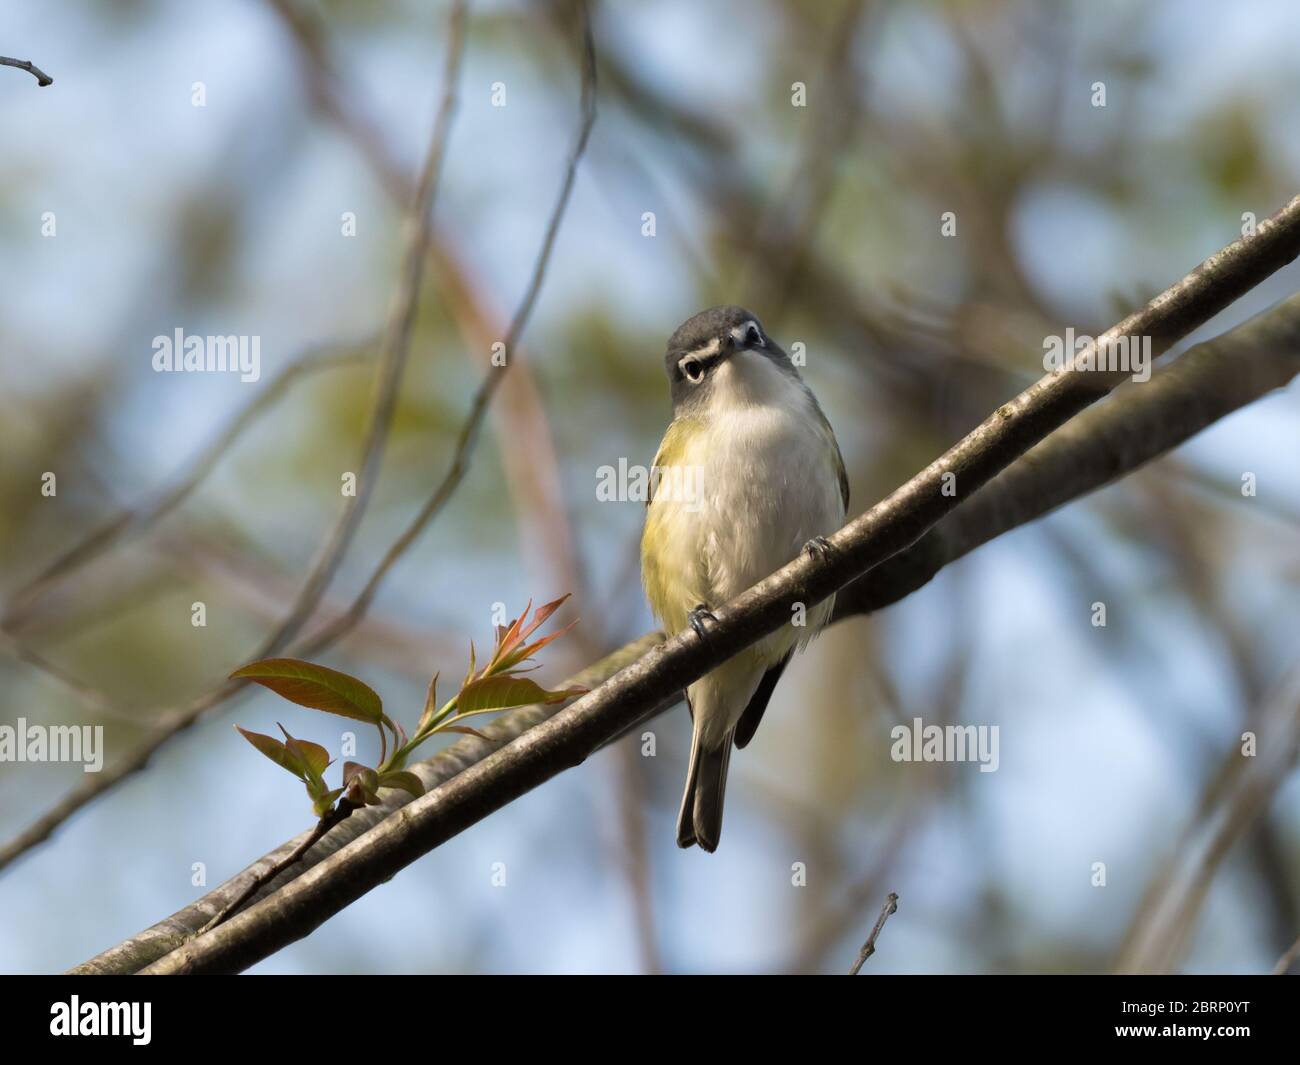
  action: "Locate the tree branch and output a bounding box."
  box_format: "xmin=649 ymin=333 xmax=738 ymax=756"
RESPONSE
xmin=0 ymin=2 xmax=471 ymax=875
xmin=104 ymin=199 xmax=1300 ymax=973
xmin=849 ymin=891 xmax=899 ymax=974
xmin=76 ymin=288 xmax=1300 ymax=973
xmin=0 ymin=55 xmax=52 ymax=87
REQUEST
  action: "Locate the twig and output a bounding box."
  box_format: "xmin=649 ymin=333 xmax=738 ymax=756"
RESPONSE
xmin=1115 ymin=659 xmax=1300 ymax=973
xmin=73 ymin=289 xmax=1300 ymax=973
xmin=299 ymin=0 xmax=597 ymax=653
xmin=0 ymin=2 xmax=470 ymax=876
xmin=2 ymin=343 xmax=373 ymax=629
xmin=849 ymin=892 xmax=899 ymax=974
xmin=196 ymin=800 xmax=358 ymax=936
xmin=0 ymin=55 xmax=52 ymax=87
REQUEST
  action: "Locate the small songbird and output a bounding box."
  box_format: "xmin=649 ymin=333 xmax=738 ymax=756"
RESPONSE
xmin=641 ymin=306 xmax=848 ymax=852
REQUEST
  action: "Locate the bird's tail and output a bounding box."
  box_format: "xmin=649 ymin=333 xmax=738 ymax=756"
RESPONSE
xmin=676 ymin=724 xmax=735 ymax=853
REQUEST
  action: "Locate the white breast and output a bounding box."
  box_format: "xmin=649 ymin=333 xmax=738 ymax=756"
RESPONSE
xmin=654 ymin=350 xmax=845 ymax=656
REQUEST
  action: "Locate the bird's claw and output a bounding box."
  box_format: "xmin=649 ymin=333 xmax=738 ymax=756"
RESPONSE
xmin=804 ymin=535 xmax=834 ymax=561
xmin=688 ymin=603 xmax=717 ymax=639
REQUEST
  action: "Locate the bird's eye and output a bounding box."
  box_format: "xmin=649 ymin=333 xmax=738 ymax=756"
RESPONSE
xmin=681 ymin=357 xmax=704 ymax=383
xmin=744 ymin=324 xmax=762 ymax=347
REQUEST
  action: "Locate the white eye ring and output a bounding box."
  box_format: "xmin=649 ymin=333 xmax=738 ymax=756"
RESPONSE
xmin=680 ymin=357 xmax=704 ymax=382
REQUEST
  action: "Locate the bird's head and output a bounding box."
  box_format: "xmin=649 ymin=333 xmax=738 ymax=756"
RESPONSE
xmin=663 ymin=305 xmax=797 ymax=413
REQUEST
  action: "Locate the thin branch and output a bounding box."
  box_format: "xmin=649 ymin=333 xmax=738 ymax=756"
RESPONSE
xmin=247 ymin=0 xmax=468 ymax=660
xmin=0 ymin=55 xmax=52 ymax=87
xmin=197 ymin=800 xmax=359 ymax=936
xmin=297 ymin=0 xmax=598 ymax=654
xmin=1115 ymin=659 xmax=1300 ymax=974
xmin=849 ymin=892 xmax=899 ymax=974
xmin=0 ymin=3 xmax=470 ymax=875
xmin=2 ymin=0 xmax=598 ymax=878
xmin=2 ymin=343 xmax=373 ymax=629
xmin=123 ymin=200 xmax=1300 ymax=973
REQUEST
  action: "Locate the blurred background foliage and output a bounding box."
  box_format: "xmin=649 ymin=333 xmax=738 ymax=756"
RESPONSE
xmin=2 ymin=0 xmax=1299 ymax=973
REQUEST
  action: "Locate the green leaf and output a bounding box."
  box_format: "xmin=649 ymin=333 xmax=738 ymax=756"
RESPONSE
xmin=378 ymin=771 xmax=425 ymax=799
xmin=343 ymin=762 xmax=382 ymax=806
xmin=235 ymin=726 xmax=304 ymax=780
xmin=456 ymin=675 xmax=586 ymax=714
xmin=231 ymin=658 xmax=383 ymax=725
xmin=279 ymin=726 xmax=330 ymax=787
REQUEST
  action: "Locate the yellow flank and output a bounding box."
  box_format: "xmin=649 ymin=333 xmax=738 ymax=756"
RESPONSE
xmin=641 ymin=416 xmax=706 ymax=637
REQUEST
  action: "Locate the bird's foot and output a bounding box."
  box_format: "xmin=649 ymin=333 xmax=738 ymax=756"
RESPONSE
xmin=803 ymin=535 xmax=834 ymax=562
xmin=688 ymin=603 xmax=717 ymax=639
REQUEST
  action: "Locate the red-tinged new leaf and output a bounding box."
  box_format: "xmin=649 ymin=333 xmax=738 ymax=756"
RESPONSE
xmin=457 ymin=675 xmax=587 ymax=714
xmin=491 ymin=601 xmax=531 ymax=668
xmin=521 ymin=594 xmax=570 ymax=641
xmin=378 ymin=771 xmax=425 ymax=798
xmin=230 ymin=658 xmax=383 ymax=725
xmin=235 ymin=726 xmax=303 ymax=780
xmin=498 ymin=617 xmax=580 ymax=672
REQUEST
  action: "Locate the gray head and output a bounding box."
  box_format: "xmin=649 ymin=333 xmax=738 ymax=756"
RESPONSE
xmin=663 ymin=305 xmax=799 ymax=412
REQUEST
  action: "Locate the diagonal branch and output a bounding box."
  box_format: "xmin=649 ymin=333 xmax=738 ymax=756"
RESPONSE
xmin=85 ymin=199 xmax=1300 ymax=973
xmin=1 ymin=343 xmax=374 ymax=630
xmin=2 ymin=0 xmax=599 ymax=878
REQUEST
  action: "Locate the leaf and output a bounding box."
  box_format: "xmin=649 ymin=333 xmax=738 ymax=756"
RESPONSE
xmin=378 ymin=771 xmax=425 ymax=798
xmin=235 ymin=726 xmax=303 ymax=780
xmin=521 ymin=594 xmax=571 ymax=641
xmin=456 ymin=675 xmax=586 ymax=714
xmin=230 ymin=658 xmax=383 ymax=725
xmin=462 ymin=642 xmax=477 ymax=689
xmin=489 ymin=596 xmax=577 ymax=673
xmin=279 ymin=725 xmax=330 ymax=786
xmin=442 ymin=724 xmax=492 ymax=741
xmin=491 ymin=600 xmax=532 ymax=667
xmin=417 ymin=673 xmax=440 ymax=733
xmin=498 ymin=618 xmax=580 ymax=672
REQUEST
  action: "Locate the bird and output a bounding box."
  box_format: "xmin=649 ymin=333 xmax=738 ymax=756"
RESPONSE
xmin=641 ymin=306 xmax=848 ymax=852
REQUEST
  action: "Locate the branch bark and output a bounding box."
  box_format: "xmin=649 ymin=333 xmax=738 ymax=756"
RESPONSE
xmin=0 ymin=55 xmax=52 ymax=86
xmin=76 ymin=200 xmax=1300 ymax=973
